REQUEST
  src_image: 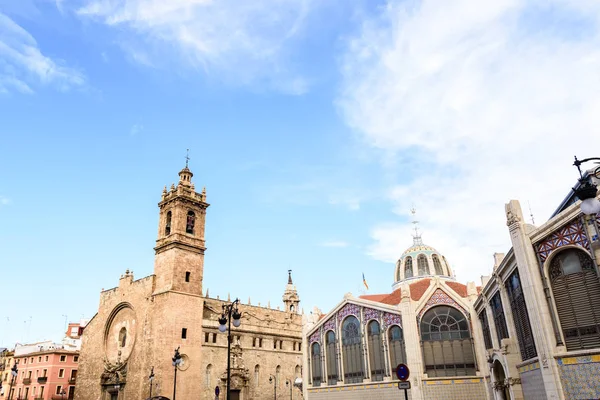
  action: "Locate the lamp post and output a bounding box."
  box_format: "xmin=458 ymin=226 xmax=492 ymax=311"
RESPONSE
xmin=149 ymin=366 xmax=155 ymax=398
xmin=172 ymin=347 xmax=182 ymax=400
xmin=218 ymin=298 xmax=242 ymax=400
xmin=7 ymin=363 xmax=17 ymax=400
xmin=269 ymin=375 xmax=277 ymax=400
xmin=573 ymin=156 xmax=600 ymax=215
xmin=285 ymin=379 xmax=292 ymax=399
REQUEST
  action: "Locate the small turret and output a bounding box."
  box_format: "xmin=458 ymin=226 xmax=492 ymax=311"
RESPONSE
xmin=282 ymin=270 xmax=300 ymax=314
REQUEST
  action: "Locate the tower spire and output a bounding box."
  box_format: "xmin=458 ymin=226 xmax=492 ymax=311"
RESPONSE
xmin=411 ymin=207 xmax=423 ymax=245
xmin=185 ymin=148 xmax=190 ymax=168
xmin=288 ymin=269 xmax=293 ymax=284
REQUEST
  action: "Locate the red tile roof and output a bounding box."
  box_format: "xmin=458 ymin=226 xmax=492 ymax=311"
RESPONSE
xmin=410 ymin=278 xmax=431 ymax=301
xmin=446 ymin=281 xmax=468 ymax=297
xmin=359 ymin=289 xmax=401 ymax=306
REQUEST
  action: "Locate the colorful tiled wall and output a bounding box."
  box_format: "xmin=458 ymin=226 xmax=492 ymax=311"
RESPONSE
xmin=557 ymin=354 xmax=600 ymax=400
xmin=422 ymin=378 xmax=487 ymax=400
xmin=308 ymin=381 xmax=413 ymax=400
xmin=519 ymin=363 xmax=547 ymax=400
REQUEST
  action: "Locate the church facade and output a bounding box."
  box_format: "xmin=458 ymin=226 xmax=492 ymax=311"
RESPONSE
xmin=303 ymin=230 xmax=490 ymax=400
xmin=75 ymin=165 xmax=303 ymax=400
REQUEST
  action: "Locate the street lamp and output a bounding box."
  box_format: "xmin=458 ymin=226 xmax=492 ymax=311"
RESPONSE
xmin=218 ymin=298 xmax=242 ymax=400
xmin=172 ymin=347 xmax=182 ymax=400
xmin=269 ymin=375 xmax=277 ymax=400
xmin=149 ymin=366 xmax=155 ymax=398
xmin=7 ymin=363 xmax=17 ymax=400
xmin=573 ymin=156 xmax=600 ymax=215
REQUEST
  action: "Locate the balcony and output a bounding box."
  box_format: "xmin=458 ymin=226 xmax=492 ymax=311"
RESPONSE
xmin=23 ymin=378 xmax=31 ymax=384
xmin=38 ymin=376 xmax=48 ymax=383
xmin=69 ymin=377 xmax=76 ymax=384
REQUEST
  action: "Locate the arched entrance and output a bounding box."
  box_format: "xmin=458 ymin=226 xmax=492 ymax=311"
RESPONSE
xmin=492 ymin=360 xmax=511 ymax=400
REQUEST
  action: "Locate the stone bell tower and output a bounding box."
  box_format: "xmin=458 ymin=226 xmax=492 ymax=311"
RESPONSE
xmin=282 ymin=270 xmax=300 ymax=315
xmin=153 ymin=161 xmax=209 ymax=296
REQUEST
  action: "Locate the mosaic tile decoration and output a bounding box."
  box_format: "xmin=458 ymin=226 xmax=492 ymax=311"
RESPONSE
xmin=535 ymin=218 xmax=589 ymax=263
xmin=417 ymin=288 xmax=468 ymax=320
xmin=337 ymin=302 xmax=360 ymax=323
xmin=323 ymin=315 xmax=337 ymax=332
xmin=362 ymin=307 xmax=381 ymax=325
xmin=309 ymin=329 xmax=321 ymax=344
xmin=557 ymin=355 xmax=600 ymax=400
xmin=382 ymin=312 xmax=402 ymax=329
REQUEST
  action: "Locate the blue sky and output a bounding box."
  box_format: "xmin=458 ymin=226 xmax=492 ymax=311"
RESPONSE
xmin=2 ymin=0 xmax=600 ymax=347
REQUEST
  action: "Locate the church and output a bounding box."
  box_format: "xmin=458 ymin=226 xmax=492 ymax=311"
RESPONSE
xmin=75 ymin=164 xmax=303 ymax=400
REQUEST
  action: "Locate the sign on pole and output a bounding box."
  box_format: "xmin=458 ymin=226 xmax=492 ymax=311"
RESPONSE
xmin=395 ymin=364 xmax=410 ymax=381
xmin=397 ymin=381 xmax=411 ymax=389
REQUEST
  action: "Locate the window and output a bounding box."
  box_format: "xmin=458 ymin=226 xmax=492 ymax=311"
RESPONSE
xmin=490 ymin=292 xmax=509 ymax=344
xmin=186 ymin=211 xmax=195 ymax=234
xmin=185 ymin=271 xmax=191 ymax=282
xmin=45 ymin=356 xmax=48 ymax=362
xmin=182 ymin=328 xmax=187 ymax=339
xmin=60 ymin=355 xmax=66 ymax=362
xmin=59 ymin=369 xmax=65 ymax=378
xmin=43 ymin=369 xmax=47 ymax=377
xmin=367 ymin=321 xmax=385 ymax=381
xmin=119 ymin=328 xmax=127 ymax=347
xmin=404 ymin=257 xmax=413 ymax=279
xmin=252 ymin=337 xmax=256 ymax=347
xmin=38 ymin=357 xmax=42 ymax=362
xmin=259 ymin=338 xmax=263 ymax=348
xmin=420 ymin=306 xmax=476 ymax=377
xmin=418 ymin=254 xmax=429 ymax=276
xmin=388 ymin=325 xmax=407 ymax=374
xmin=212 ymin=333 xmax=217 ymax=344
xmin=276 ymin=365 xmax=281 ymax=387
xmin=479 ymin=310 xmax=493 ymax=350
xmin=550 ymin=249 xmax=600 ymax=350
xmin=73 ymin=356 xmax=79 ymax=363
xmin=40 ymin=386 xmax=44 ymax=397
xmin=341 ymin=315 xmax=364 ymax=383
xmin=254 ymin=365 xmax=260 ymax=387
xmin=274 ymin=340 xmax=277 ymax=349
xmin=279 ymin=340 xmax=282 ymax=350
xmin=310 ymin=342 xmax=322 ymax=387
xmin=27 ymin=371 xmax=32 ymax=379
xmin=165 ymin=211 xmax=172 ymax=235
xmin=292 ymin=342 xmax=295 ymax=351
xmin=325 ymin=331 xmax=339 ymax=385
xmin=506 ymin=270 xmax=537 ymax=361
xmin=432 ymin=254 xmax=444 ymax=275
xmin=24 ymin=388 xmax=29 ymax=398
xmin=205 ymin=364 xmax=212 ymax=386
xmin=205 ymin=333 xmax=210 ymax=343
xmin=56 ymin=386 xmax=62 ymax=395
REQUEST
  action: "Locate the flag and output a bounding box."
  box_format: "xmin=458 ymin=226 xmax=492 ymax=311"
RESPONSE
xmin=362 ymin=273 xmax=369 ymax=290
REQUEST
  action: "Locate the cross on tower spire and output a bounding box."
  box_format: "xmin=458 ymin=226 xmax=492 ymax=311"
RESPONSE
xmin=185 ymin=149 xmax=190 ymax=168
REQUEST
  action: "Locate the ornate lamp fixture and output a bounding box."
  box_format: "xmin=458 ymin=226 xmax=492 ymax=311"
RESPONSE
xmin=573 ymin=156 xmax=600 ymax=215
xmin=219 ymin=298 xmax=242 ymax=400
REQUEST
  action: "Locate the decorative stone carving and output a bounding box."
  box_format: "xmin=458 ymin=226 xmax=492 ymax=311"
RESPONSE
xmin=505 ymin=200 xmax=523 ymax=226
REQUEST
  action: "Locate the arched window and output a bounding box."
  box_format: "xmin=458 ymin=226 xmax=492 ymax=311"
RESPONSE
xmin=186 ymin=211 xmax=195 ymax=234
xmin=404 ymin=257 xmax=413 ymax=279
xmin=325 ymin=331 xmax=338 ymax=385
xmin=367 ymin=321 xmax=385 ymax=381
xmin=119 ymin=328 xmax=127 ymax=348
xmin=420 ymin=306 xmax=476 ymax=377
xmin=290 ymin=305 xmax=295 ymax=313
xmin=342 ymin=315 xmax=364 ymax=383
xmin=295 ymin=364 xmax=301 ymax=377
xmin=388 ymin=325 xmax=407 ymax=374
xmin=254 ymin=365 xmax=260 ymax=387
xmin=310 ymin=343 xmax=322 ymax=387
xmin=418 ymin=255 xmax=429 ymax=276
xmin=506 ymin=270 xmax=537 ymax=361
xmin=276 ymin=365 xmax=281 ymax=387
xmin=165 ymin=211 xmax=172 ymax=235
xmin=206 ymin=364 xmax=212 ymax=386
xmin=432 ymin=254 xmax=443 ymax=275
xmin=550 ymin=248 xmax=600 ymax=350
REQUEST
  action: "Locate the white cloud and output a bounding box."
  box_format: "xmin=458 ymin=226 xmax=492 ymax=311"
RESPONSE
xmin=77 ymin=0 xmax=312 ymax=93
xmin=0 ymin=12 xmax=85 ymax=93
xmin=338 ymin=0 xmax=600 ymax=283
xmin=320 ymin=240 xmax=349 ymax=248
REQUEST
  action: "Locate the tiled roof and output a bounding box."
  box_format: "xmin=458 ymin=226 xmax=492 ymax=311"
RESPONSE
xmin=359 ymin=289 xmax=401 ymax=306
xmin=410 ymin=278 xmax=431 ymax=301
xmin=445 ymin=281 xmax=468 ymax=297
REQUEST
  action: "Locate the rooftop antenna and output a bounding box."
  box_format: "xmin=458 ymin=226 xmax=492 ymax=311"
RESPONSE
xmin=411 ymin=207 xmax=423 ymax=245
xmin=528 ymin=201 xmax=535 ymax=225
xmin=185 ymin=149 xmax=190 ymax=168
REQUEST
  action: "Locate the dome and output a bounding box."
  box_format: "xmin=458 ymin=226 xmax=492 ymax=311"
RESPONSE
xmin=393 ymin=239 xmax=454 ymax=285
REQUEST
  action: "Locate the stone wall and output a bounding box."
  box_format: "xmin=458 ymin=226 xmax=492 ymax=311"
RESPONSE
xmin=557 ymin=354 xmax=600 ymax=400
xmin=421 ymin=377 xmax=487 ymax=400
xmin=308 ymin=381 xmax=414 ymax=400
xmin=518 ymin=362 xmax=547 ymax=400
